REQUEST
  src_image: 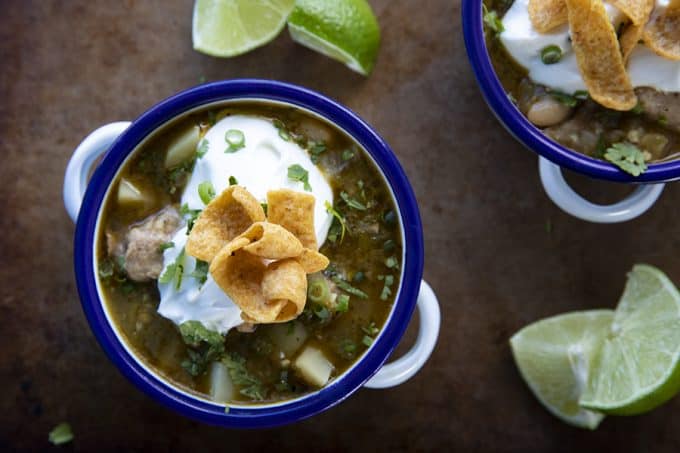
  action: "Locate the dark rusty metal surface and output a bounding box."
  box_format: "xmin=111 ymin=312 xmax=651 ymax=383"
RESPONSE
xmin=1 ymin=0 xmax=680 ymax=451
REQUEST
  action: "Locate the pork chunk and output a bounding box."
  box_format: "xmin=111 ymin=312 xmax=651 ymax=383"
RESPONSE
xmin=636 ymin=88 xmax=680 ymax=134
xmin=123 ymin=206 xmax=182 ymax=282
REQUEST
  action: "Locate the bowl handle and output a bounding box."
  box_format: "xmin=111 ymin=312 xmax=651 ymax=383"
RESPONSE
xmin=364 ymin=280 xmax=440 ymax=389
xmin=538 ymin=156 xmax=665 ymax=223
xmin=63 ymin=122 xmax=131 ymax=223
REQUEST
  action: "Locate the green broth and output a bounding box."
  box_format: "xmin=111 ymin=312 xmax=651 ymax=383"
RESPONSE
xmin=97 ymin=102 xmax=402 ymax=403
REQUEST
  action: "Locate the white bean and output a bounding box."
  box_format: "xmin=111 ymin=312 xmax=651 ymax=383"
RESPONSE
xmin=526 ymin=97 xmax=572 ymax=127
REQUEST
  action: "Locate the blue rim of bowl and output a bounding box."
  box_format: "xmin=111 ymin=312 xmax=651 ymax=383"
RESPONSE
xmin=461 ymin=0 xmax=680 ymax=183
xmin=73 ymin=79 xmax=424 ymax=428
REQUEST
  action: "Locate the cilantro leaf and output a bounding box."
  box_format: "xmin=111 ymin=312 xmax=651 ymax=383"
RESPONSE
xmin=604 ymin=142 xmax=648 ymax=176
xmin=287 ymin=164 xmax=312 ymax=191
xmin=159 ymin=248 xmax=186 ymax=290
xmin=482 ymin=5 xmax=504 ymax=35
xmin=179 ymin=321 xmax=225 ymax=376
xmin=324 ymin=201 xmax=347 ymax=243
xmin=180 ymin=203 xmax=202 ymax=233
xmin=340 ymin=191 xmax=366 ymax=210
xmin=158 ymin=263 xmax=177 ymax=284
xmin=191 ymin=260 xmax=209 ymax=285
xmin=308 ymin=141 xmax=327 ymax=164
xmin=158 ymin=241 xmax=175 ymax=253
xmin=549 ymin=91 xmax=578 ymax=107
xmin=223 ymin=353 xmax=266 ymax=400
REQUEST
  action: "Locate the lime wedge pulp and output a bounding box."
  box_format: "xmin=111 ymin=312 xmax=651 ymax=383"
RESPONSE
xmin=580 ymin=264 xmax=680 ymax=415
xmin=192 ymin=0 xmax=295 ymax=57
xmin=287 ymin=0 xmax=380 ymax=75
xmin=510 ymin=310 xmax=614 ymax=429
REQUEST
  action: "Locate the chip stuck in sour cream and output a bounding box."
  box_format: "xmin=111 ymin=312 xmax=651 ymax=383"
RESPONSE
xmin=157 ymin=115 xmax=334 ymax=334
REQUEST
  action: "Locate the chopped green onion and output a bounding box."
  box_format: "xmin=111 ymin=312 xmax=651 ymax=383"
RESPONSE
xmin=278 ymin=129 xmax=290 ymax=141
xmin=196 ymin=139 xmax=209 ymax=158
xmin=385 ymin=256 xmax=399 ymax=269
xmin=198 ymin=181 xmax=215 ymax=205
xmin=336 ymin=294 xmax=350 ymax=312
xmin=659 ymin=115 xmax=668 ymax=126
xmin=307 ymin=278 xmax=330 ymax=304
xmin=631 ymin=102 xmax=644 ymax=114
xmin=48 ymin=422 xmax=73 ymax=446
xmin=380 ymin=274 xmax=395 ymax=301
xmin=313 ymin=304 xmax=330 ymax=320
xmin=98 ymin=260 xmax=114 ymax=279
xmin=540 ymin=45 xmax=562 ymax=64
xmin=225 ymin=129 xmax=245 ymax=152
xmin=362 ymin=335 xmax=374 ymax=347
xmin=342 ymin=149 xmax=355 ymax=161
xmin=229 ymin=176 xmax=238 ymax=186
xmin=362 ymin=322 xmax=379 ymax=336
xmin=340 ymin=191 xmax=366 ymax=210
xmin=383 ymin=239 xmax=396 ymax=253
xmin=287 ymin=164 xmax=312 ymax=191
xmin=382 ymin=209 xmax=397 ymax=226
xmin=331 ymin=275 xmax=369 ymax=299
xmin=342 ymin=340 xmax=357 ymax=354
xmin=261 ymin=202 xmax=268 ymax=216
xmin=574 ymin=90 xmax=589 ymax=101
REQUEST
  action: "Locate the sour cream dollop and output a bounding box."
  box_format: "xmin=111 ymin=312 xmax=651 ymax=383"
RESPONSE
xmin=500 ymin=0 xmax=680 ymax=94
xmin=157 ymin=115 xmax=334 ymax=333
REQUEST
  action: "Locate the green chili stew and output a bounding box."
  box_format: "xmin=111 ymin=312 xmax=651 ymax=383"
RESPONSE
xmin=483 ymin=0 xmax=680 ymax=174
xmin=97 ymin=102 xmax=402 ymax=404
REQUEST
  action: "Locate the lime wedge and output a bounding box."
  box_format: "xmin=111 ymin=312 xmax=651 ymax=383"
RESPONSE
xmin=287 ymin=0 xmax=380 ymax=75
xmin=192 ymin=0 xmax=295 ymax=57
xmin=510 ymin=310 xmax=614 ymax=429
xmin=580 ymin=264 xmax=680 ymax=415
